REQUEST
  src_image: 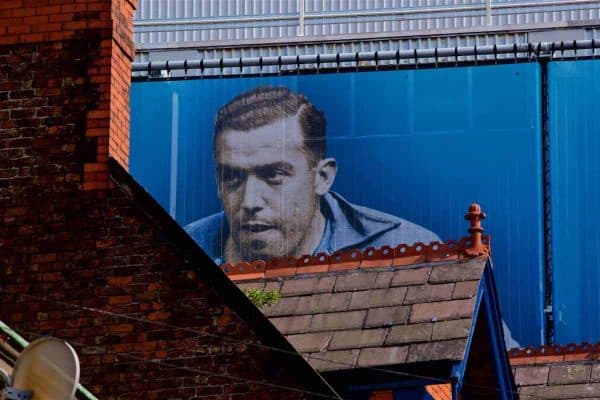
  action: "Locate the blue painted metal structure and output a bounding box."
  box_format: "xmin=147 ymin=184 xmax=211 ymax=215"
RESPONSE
xmin=549 ymin=59 xmax=600 ymax=344
xmin=130 ymin=63 xmax=544 ymax=346
xmin=452 ymin=261 xmax=516 ymax=399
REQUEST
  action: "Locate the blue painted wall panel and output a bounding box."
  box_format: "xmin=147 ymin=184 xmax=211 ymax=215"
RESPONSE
xmin=130 ymin=63 xmax=544 ymax=345
xmin=549 ymin=59 xmax=600 ymax=344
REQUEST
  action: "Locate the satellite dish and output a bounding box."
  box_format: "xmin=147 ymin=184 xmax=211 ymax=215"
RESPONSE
xmin=10 ymin=338 xmax=79 ymax=400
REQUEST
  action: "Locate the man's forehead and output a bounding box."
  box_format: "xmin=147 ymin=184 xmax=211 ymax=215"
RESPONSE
xmin=217 ymin=116 xmax=304 ymax=152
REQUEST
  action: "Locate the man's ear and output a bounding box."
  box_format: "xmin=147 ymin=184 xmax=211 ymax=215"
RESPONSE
xmin=314 ymin=158 xmax=337 ymax=196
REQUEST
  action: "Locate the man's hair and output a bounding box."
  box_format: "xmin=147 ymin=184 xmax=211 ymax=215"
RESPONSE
xmin=214 ymin=86 xmax=326 ymax=162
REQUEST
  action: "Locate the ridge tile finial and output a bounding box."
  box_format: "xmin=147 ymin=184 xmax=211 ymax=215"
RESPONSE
xmin=463 ymin=203 xmax=489 ymax=257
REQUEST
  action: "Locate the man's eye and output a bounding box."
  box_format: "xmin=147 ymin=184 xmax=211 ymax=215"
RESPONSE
xmin=221 ymin=169 xmax=245 ymax=185
xmin=263 ymin=169 xmax=289 ymax=184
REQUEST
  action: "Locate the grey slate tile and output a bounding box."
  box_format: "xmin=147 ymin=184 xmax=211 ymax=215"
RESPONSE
xmin=406 ymin=339 xmax=467 ymax=362
xmin=409 ymin=298 xmax=475 ymax=323
xmin=431 ymin=319 xmax=472 ymax=341
xmin=308 ymin=349 xmax=360 ymax=371
xmin=334 ymin=272 xmax=377 ymax=292
xmin=428 ymin=260 xmax=485 ymax=284
xmin=518 ymin=385 xmax=564 ymax=399
xmin=514 ymin=366 xmax=550 ymax=386
xmin=562 ymin=383 xmax=600 ymax=398
xmin=592 ymin=364 xmax=600 ymax=382
xmin=548 ymin=364 xmax=592 ymax=385
xmin=308 ymin=310 xmax=367 ymax=332
xmin=264 ymin=281 xmax=283 ymax=292
xmin=452 ymin=280 xmax=480 ymax=299
xmin=403 ymin=283 xmax=455 ymax=304
xmin=280 ymin=277 xmax=318 ymax=296
xmin=357 ymin=346 xmax=409 ymax=367
xmin=364 ymin=306 xmax=410 ymax=328
xmin=316 ymin=276 xmax=336 ymax=293
xmin=270 ymin=315 xmax=312 ymax=334
xmin=236 ymin=281 xmax=265 ymax=291
xmin=390 ymin=267 xmax=431 ymax=286
xmin=287 ymin=332 xmax=333 ymax=353
xmin=295 ymin=292 xmax=351 ymax=315
xmin=260 ymin=296 xmax=298 ymax=317
xmin=348 ymin=287 xmax=408 ymax=310
xmin=329 ymin=328 xmax=388 ymax=350
xmin=374 ymin=271 xmax=395 ymax=288
xmin=386 ymin=323 xmax=433 ymax=345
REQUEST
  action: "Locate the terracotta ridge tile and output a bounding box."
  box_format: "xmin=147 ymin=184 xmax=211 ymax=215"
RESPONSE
xmin=508 ymin=342 xmax=600 ymax=366
xmin=221 ymin=204 xmax=492 ymax=281
xmin=222 ymin=236 xmax=490 ymax=282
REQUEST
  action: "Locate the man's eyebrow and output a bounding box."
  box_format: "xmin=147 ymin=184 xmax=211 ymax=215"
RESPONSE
xmin=215 ymin=164 xmax=245 ymax=176
xmin=257 ymin=162 xmax=294 ymax=172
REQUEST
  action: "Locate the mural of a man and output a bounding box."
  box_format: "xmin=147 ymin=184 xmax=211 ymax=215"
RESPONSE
xmin=185 ymin=86 xmax=440 ymax=264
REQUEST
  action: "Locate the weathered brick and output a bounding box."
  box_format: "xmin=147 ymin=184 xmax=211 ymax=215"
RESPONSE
xmin=0 ymin=1 xmax=321 ymax=397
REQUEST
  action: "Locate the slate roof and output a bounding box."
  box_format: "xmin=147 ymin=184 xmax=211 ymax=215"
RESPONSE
xmin=510 ymin=343 xmax=600 ymax=399
xmin=237 ymin=257 xmax=486 ymax=371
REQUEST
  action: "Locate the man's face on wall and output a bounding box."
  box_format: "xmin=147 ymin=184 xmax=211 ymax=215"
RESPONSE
xmin=215 ymin=115 xmax=321 ymax=261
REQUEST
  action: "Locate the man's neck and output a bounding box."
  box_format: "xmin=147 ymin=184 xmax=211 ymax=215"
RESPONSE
xmin=297 ymin=206 xmax=326 ymax=257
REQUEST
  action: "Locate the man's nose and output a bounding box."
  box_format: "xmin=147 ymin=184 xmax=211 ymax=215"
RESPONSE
xmin=240 ymin=175 xmax=266 ymax=213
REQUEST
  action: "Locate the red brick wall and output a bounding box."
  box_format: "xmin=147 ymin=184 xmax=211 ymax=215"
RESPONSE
xmin=1 ymin=0 xmax=133 ymax=180
xmin=0 ymin=1 xmax=322 ymax=399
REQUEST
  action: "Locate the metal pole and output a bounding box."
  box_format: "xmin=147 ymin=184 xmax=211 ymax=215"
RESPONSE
xmin=539 ymin=55 xmax=554 ymax=346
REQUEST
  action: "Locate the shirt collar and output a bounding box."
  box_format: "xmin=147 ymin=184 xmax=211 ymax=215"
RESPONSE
xmin=316 ymin=191 xmax=401 ymax=254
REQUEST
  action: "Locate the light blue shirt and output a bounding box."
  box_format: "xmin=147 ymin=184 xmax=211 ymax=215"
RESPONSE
xmin=184 ymin=191 xmax=441 ymax=265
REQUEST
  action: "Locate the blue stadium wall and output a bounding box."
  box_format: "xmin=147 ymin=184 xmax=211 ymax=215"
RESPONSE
xmin=129 ymin=58 xmax=600 ymax=346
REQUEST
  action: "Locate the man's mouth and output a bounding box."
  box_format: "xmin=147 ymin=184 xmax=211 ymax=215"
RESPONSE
xmin=240 ymin=223 xmax=275 ymax=233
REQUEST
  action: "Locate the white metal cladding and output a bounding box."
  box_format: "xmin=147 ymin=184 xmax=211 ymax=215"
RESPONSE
xmin=134 ymin=0 xmax=600 ymax=47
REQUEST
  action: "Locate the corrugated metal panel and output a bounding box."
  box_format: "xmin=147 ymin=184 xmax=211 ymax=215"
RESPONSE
xmin=549 ymin=59 xmax=600 ymax=344
xmin=134 ymin=0 xmax=600 ymax=47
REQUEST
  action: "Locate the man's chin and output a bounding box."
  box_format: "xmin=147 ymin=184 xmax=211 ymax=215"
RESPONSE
xmin=238 ymin=240 xmax=289 ymax=262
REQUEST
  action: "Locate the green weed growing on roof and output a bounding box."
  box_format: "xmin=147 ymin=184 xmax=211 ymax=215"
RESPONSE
xmin=242 ymin=288 xmax=281 ymax=308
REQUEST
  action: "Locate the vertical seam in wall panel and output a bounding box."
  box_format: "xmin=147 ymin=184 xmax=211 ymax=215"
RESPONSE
xmin=540 ymin=56 xmax=554 ymax=345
